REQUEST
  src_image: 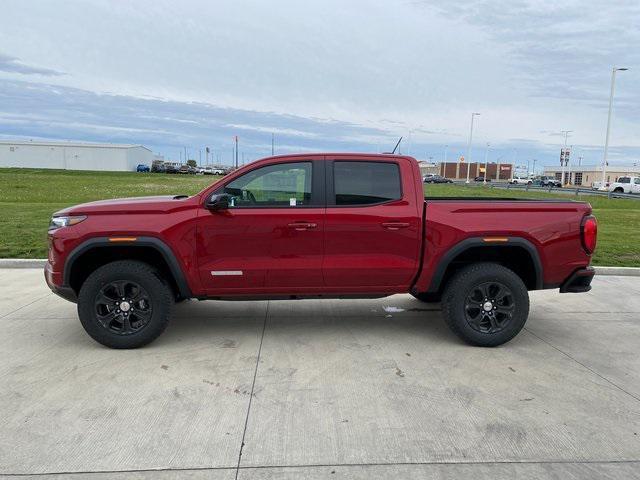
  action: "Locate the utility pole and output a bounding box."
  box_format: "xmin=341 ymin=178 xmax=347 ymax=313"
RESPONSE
xmin=271 ymin=133 xmax=275 ymax=156
xmin=483 ymin=143 xmax=490 ymax=185
xmin=465 ymin=113 xmax=481 ymax=183
xmin=532 ymin=158 xmax=537 ymax=176
xmin=444 ymin=144 xmax=448 ymax=163
xmin=560 ymin=130 xmax=572 ymax=185
xmin=234 ymin=136 xmax=239 ymax=169
xmin=601 ymin=67 xmax=628 ymax=188
xmin=184 ymin=147 xmax=187 ymax=165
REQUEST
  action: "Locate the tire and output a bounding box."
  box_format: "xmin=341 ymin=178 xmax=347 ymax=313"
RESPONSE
xmin=441 ymin=263 xmax=529 ymax=347
xmin=614 ymin=187 xmax=624 ymax=193
xmin=77 ymin=260 xmax=174 ymax=349
xmin=411 ymin=292 xmax=441 ymax=303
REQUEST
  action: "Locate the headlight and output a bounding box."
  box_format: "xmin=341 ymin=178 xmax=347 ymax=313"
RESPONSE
xmin=49 ymin=215 xmax=87 ymax=230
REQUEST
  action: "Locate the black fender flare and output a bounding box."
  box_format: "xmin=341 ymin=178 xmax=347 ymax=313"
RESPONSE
xmin=63 ymin=236 xmax=192 ymax=298
xmin=426 ymin=236 xmax=543 ymax=293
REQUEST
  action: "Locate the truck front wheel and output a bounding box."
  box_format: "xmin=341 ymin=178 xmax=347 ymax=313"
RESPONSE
xmin=441 ymin=263 xmax=529 ymax=347
xmin=77 ymin=260 xmax=174 ymax=349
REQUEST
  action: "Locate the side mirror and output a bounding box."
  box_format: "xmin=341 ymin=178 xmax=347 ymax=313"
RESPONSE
xmin=206 ymin=193 xmax=231 ymax=211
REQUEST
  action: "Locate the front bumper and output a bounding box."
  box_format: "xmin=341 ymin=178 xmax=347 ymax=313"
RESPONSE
xmin=44 ymin=262 xmax=77 ymax=303
xmin=559 ymin=267 xmax=595 ymax=293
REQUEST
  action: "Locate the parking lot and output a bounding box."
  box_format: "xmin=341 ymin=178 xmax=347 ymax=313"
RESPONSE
xmin=1 ymin=269 xmax=639 ymax=479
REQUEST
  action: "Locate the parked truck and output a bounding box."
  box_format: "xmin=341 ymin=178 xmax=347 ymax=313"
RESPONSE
xmin=45 ymin=154 xmax=597 ymax=349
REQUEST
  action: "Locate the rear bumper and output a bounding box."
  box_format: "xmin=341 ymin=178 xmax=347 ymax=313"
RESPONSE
xmin=44 ymin=262 xmax=77 ymax=303
xmin=559 ymin=267 xmax=595 ymax=293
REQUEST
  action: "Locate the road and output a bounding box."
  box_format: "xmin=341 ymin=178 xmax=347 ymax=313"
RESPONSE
xmin=1 ymin=269 xmax=639 ymax=479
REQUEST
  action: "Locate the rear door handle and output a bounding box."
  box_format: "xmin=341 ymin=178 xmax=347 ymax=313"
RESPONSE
xmin=381 ymin=222 xmax=410 ymax=230
xmin=288 ymin=222 xmax=317 ymax=231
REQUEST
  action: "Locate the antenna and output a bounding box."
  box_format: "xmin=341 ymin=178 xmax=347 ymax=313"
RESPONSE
xmin=385 ymin=136 xmax=403 ymax=155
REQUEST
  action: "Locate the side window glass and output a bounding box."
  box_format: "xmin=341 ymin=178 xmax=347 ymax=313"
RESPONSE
xmin=219 ymin=162 xmax=312 ymax=207
xmin=334 ymin=161 xmax=401 ymax=205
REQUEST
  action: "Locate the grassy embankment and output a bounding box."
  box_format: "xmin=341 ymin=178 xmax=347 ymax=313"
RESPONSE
xmin=0 ymin=168 xmax=638 ymax=266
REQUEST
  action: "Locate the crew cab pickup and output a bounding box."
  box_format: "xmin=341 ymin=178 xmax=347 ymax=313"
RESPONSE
xmin=45 ymin=153 xmax=597 ymax=349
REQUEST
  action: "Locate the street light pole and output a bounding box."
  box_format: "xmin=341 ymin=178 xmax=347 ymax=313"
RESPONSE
xmin=532 ymin=158 xmax=537 ymax=176
xmin=601 ymin=67 xmax=628 ymax=188
xmin=483 ymin=143 xmax=490 ymax=185
xmin=465 ymin=113 xmax=480 ymax=184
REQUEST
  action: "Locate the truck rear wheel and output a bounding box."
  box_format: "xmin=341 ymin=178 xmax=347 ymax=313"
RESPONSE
xmin=77 ymin=260 xmax=173 ymax=349
xmin=441 ymin=262 xmax=529 ymax=347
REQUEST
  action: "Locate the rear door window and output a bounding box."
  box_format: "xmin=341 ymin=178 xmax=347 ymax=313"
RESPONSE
xmin=333 ymin=161 xmax=401 ymax=206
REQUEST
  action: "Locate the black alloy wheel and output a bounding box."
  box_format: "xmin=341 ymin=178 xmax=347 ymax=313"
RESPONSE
xmin=94 ymin=280 xmax=153 ymax=335
xmin=441 ymin=262 xmax=529 ymax=347
xmin=78 ymin=260 xmax=174 ymax=349
xmin=463 ymin=281 xmax=514 ymax=334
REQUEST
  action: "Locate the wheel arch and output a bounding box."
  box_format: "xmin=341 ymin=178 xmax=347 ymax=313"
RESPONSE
xmin=425 ymin=237 xmax=543 ymax=295
xmin=64 ymin=237 xmax=192 ymax=300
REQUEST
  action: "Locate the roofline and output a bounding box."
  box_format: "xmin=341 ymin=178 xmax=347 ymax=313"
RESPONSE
xmin=257 ymin=152 xmax=416 ymax=161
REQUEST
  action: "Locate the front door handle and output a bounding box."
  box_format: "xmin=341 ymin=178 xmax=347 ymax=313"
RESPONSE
xmin=288 ymin=222 xmax=318 ymax=231
xmin=381 ymin=222 xmax=410 ymax=230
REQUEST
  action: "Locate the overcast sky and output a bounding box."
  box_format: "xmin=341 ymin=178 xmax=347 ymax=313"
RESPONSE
xmin=1 ymin=0 xmax=638 ymax=169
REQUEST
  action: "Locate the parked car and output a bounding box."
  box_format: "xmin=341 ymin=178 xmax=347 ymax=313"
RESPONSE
xmin=541 ymin=176 xmax=562 ymax=188
xmin=591 ymin=181 xmax=609 ymax=190
xmin=474 ymin=176 xmax=491 ymax=182
xmin=203 ymin=167 xmax=226 ymax=175
xmin=178 ymin=165 xmax=196 ymax=174
xmin=45 ymin=153 xmax=597 ymax=349
xmin=136 ymin=164 xmax=150 ymax=173
xmin=510 ymin=176 xmax=532 ymax=185
xmin=423 ymin=174 xmax=453 ymax=184
xmin=533 ymin=176 xmax=561 ymax=188
xmin=609 ymin=176 xmax=640 ymax=194
xmin=151 ymin=163 xmax=166 ymax=173
xmin=165 ymin=164 xmax=178 ymax=174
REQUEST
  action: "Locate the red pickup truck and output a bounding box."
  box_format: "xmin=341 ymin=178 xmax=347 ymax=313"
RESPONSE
xmin=45 ymin=153 xmax=597 ymax=349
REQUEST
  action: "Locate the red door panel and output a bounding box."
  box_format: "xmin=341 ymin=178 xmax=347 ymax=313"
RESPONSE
xmin=197 ymin=209 xmax=324 ymax=293
xmin=322 ymin=157 xmax=422 ymax=290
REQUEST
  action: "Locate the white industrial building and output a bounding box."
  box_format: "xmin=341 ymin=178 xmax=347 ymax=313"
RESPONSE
xmin=0 ymin=140 xmax=153 ymax=171
xmin=543 ymin=164 xmax=640 ymax=187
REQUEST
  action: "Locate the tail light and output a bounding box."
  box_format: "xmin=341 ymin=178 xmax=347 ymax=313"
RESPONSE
xmin=581 ymin=215 xmax=597 ymax=254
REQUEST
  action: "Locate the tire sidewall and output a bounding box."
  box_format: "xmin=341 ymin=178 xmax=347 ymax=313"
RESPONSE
xmin=443 ymin=263 xmax=529 ymax=347
xmin=77 ymin=261 xmax=173 ymax=349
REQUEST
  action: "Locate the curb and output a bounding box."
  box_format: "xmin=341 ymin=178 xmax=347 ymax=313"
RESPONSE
xmin=593 ymin=266 xmax=640 ymax=277
xmin=1 ymin=259 xmax=639 ymax=276
xmin=0 ymin=259 xmax=47 ymax=268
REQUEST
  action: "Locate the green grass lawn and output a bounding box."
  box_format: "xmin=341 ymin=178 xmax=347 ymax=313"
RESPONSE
xmin=1 ymin=168 xmax=638 ymax=266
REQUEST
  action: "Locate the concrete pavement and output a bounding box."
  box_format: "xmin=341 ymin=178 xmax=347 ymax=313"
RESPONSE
xmin=0 ymin=269 xmax=639 ymax=479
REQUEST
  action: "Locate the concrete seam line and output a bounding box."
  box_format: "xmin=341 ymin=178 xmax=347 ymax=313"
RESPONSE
xmin=1 ymin=260 xmax=640 ymax=276
xmin=3 ymin=460 xmax=640 ymax=477
xmin=235 ymin=301 xmax=270 ymax=480
xmin=524 ymin=327 xmax=640 ymax=404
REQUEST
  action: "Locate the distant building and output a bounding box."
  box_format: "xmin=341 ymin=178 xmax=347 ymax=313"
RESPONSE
xmin=417 ymin=161 xmax=439 ymax=176
xmin=543 ymin=164 xmax=640 ymax=186
xmin=439 ymin=161 xmax=513 ymax=181
xmin=0 ymin=140 xmax=153 ymax=172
